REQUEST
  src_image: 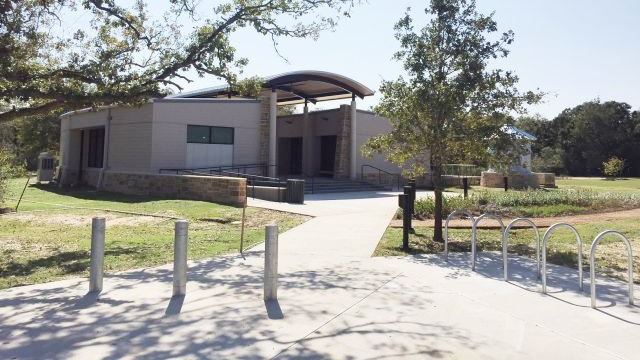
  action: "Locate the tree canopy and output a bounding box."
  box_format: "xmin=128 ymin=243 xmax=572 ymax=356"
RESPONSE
xmin=518 ymin=101 xmax=640 ymax=176
xmin=0 ymin=0 xmax=357 ymax=123
xmin=364 ymin=0 xmax=541 ymax=241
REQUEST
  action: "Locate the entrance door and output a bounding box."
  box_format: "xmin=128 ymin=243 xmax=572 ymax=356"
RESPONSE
xmin=320 ymin=135 xmax=337 ymax=176
xmin=289 ymin=137 xmax=303 ymax=175
xmin=277 ymin=137 xmax=303 ymax=176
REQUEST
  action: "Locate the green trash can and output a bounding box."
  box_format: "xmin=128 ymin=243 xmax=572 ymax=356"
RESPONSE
xmin=286 ymin=179 xmax=305 ymax=204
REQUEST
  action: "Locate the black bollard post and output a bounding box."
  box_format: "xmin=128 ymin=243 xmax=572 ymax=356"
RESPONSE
xmin=503 ymin=176 xmax=509 ymax=192
xmin=408 ymin=180 xmax=416 ymax=233
xmin=398 ymin=193 xmax=410 ymax=251
xmin=462 ymin=177 xmax=469 ymax=199
xmin=403 ymin=185 xmax=414 ymax=237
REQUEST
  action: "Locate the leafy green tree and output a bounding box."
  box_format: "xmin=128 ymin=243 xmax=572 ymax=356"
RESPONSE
xmin=602 ymin=156 xmax=625 ymax=179
xmin=0 ymin=0 xmax=358 ymax=123
xmin=364 ymin=0 xmax=541 ymax=242
xmin=532 ymin=147 xmax=565 ymax=174
xmin=553 ymin=101 xmax=637 ymax=176
xmin=13 ymin=113 xmax=61 ymax=169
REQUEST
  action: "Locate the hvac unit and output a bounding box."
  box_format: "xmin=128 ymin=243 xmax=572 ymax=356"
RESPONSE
xmin=37 ymin=152 xmax=56 ymax=183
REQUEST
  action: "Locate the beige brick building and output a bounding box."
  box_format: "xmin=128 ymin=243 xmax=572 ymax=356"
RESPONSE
xmin=58 ymin=71 xmax=407 ymax=200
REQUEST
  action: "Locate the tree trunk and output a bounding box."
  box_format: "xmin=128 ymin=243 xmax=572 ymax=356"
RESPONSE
xmin=432 ymin=164 xmax=444 ymax=243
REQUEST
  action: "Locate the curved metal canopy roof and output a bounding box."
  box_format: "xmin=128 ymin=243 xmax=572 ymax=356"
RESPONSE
xmin=168 ymin=70 xmax=375 ymax=104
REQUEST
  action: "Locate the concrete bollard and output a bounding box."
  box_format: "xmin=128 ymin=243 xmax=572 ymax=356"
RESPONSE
xmin=264 ymin=224 xmax=279 ymax=301
xmin=89 ymin=217 xmax=106 ymax=293
xmin=173 ymin=220 xmax=189 ymax=297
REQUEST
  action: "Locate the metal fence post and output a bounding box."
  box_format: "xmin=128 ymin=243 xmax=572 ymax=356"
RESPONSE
xmin=463 ymin=177 xmax=469 ymax=199
xmin=89 ymin=217 xmax=106 ymax=293
xmin=264 ymin=224 xmax=279 ymax=301
xmin=173 ymin=220 xmax=189 ymax=297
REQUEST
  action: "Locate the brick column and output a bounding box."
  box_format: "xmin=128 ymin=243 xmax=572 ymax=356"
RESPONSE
xmin=258 ymin=96 xmax=271 ymax=173
xmin=334 ymin=104 xmax=352 ymax=179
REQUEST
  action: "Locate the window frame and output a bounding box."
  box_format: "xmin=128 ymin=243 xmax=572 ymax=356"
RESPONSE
xmin=187 ymin=125 xmax=234 ymax=145
xmin=187 ymin=125 xmax=212 ymax=144
xmin=87 ymin=128 xmax=105 ymax=168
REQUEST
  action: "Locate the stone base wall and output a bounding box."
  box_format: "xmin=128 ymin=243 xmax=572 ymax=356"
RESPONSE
xmin=59 ymin=167 xmax=79 ymax=186
xmin=102 ymin=171 xmax=246 ymax=207
xmin=248 ymin=186 xmax=286 ymax=202
xmin=414 ymin=175 xmax=481 ymax=189
xmin=481 ymin=171 xmax=539 ymax=189
xmin=59 ymin=167 xmax=101 ymax=187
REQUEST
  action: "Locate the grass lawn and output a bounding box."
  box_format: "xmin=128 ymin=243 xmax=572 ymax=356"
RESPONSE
xmin=556 ymin=177 xmax=640 ymax=192
xmin=375 ymin=220 xmax=640 ymax=283
xmin=424 ymin=177 xmax=640 ymax=219
xmin=0 ymin=178 xmax=309 ymax=290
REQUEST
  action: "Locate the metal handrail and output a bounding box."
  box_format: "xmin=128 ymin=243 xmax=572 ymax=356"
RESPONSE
xmin=159 ymin=164 xmax=275 ymax=177
xmin=444 ymin=210 xmax=474 ymax=260
xmin=471 ymin=213 xmax=505 ymax=271
xmin=360 ymin=164 xmax=401 ymax=191
xmin=541 ymin=223 xmax=584 ymax=293
xmin=503 ymin=218 xmax=541 ymax=281
xmin=589 ymin=230 xmax=634 ymax=308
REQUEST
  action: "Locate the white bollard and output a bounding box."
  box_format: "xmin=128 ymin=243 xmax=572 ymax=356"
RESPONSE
xmin=173 ymin=220 xmax=189 ymax=297
xmin=264 ymin=224 xmax=279 ymax=301
xmin=89 ymin=217 xmax=106 ymax=293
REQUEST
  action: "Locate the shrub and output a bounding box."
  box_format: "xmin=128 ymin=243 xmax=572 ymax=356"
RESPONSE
xmin=602 ymin=157 xmax=625 ymax=179
xmin=411 ymin=189 xmax=640 ymax=218
xmin=0 ymin=147 xmax=27 ymax=206
xmin=0 ymin=148 xmax=11 ymax=205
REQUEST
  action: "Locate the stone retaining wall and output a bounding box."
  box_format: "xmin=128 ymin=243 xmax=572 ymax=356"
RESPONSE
xmin=480 ymin=171 xmax=539 ymax=189
xmin=102 ymin=171 xmax=246 ymax=207
xmin=415 ymin=175 xmax=481 ymax=189
xmin=535 ymin=173 xmax=556 ymax=188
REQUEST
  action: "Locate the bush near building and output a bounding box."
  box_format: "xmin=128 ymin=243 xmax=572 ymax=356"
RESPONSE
xmin=603 ymin=157 xmax=625 ymax=179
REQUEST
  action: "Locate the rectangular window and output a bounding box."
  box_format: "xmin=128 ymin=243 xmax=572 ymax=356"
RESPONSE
xmin=211 ymin=127 xmax=234 ymax=145
xmin=187 ymin=125 xmax=211 ymax=144
xmin=187 ymin=125 xmax=234 ymax=145
xmin=87 ymin=128 xmax=105 ymax=168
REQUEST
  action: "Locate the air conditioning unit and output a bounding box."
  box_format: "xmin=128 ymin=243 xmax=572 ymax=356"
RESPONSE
xmin=37 ymin=152 xmax=56 ymax=183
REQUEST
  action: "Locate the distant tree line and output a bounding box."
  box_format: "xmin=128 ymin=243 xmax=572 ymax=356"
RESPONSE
xmin=517 ymin=100 xmax=640 ymax=176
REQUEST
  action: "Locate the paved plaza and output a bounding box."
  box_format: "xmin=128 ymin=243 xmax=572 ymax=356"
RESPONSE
xmin=1 ymin=191 xmax=639 ymax=359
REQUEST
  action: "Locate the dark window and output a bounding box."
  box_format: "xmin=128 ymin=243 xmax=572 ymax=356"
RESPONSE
xmin=87 ymin=128 xmax=105 ymax=168
xmin=211 ymin=127 xmax=234 ymax=145
xmin=187 ymin=125 xmax=211 ymax=143
xmin=187 ymin=125 xmax=234 ymax=145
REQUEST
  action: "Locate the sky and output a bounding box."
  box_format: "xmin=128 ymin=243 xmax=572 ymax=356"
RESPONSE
xmin=135 ymin=1 xmax=640 ymax=118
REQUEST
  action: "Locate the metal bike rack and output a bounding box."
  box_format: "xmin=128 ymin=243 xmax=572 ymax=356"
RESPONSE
xmin=444 ymin=210 xmax=474 ymax=260
xmin=589 ymin=230 xmax=634 ymax=308
xmin=503 ymin=218 xmax=541 ymax=281
xmin=471 ymin=214 xmax=505 ymax=271
xmin=541 ymin=223 xmax=583 ymax=294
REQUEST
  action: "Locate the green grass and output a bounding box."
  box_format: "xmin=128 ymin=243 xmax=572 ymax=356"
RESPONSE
xmin=556 ymin=177 xmax=640 ymax=192
xmin=375 ymin=219 xmax=640 ymax=283
xmin=0 ymin=178 xmax=309 ymax=289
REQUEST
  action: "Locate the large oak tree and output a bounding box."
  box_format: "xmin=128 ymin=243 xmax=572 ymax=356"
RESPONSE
xmin=364 ymin=0 xmax=542 ymax=242
xmin=0 ymin=0 xmax=358 ymax=123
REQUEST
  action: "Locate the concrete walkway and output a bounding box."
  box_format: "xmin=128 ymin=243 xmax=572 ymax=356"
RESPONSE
xmin=1 ymin=191 xmax=639 ymax=359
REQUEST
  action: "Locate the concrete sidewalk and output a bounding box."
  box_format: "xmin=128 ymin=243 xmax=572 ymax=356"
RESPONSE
xmin=1 ymin=191 xmax=639 ymax=359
